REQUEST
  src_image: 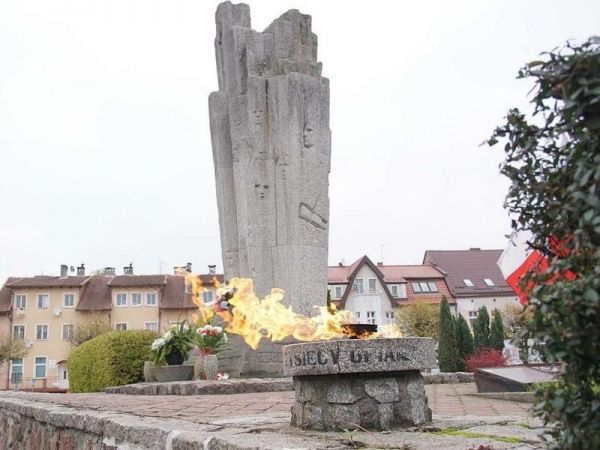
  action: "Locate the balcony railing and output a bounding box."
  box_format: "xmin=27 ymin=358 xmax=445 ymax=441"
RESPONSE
xmin=6 ymin=376 xmax=67 ymax=392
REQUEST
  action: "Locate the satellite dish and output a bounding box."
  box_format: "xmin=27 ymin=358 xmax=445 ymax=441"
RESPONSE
xmin=69 ymin=266 xmax=75 ymax=272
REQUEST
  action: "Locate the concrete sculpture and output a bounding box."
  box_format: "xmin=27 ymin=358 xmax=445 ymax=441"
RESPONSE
xmin=209 ymin=1 xmax=331 ymax=317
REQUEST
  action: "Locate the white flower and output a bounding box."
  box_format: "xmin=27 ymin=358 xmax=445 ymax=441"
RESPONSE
xmin=163 ymin=331 xmax=173 ymax=341
xmin=214 ymin=326 xmax=223 ymax=334
xmin=151 ymin=338 xmax=165 ymax=351
xmin=182 ymin=323 xmax=189 ymax=331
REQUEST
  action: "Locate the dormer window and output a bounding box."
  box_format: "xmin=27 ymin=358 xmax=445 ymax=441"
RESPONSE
xmin=483 ymin=278 xmax=495 ymax=286
xmin=463 ymin=279 xmax=474 ymax=287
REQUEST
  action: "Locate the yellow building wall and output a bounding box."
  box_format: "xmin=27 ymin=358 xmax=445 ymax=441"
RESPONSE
xmin=110 ymin=287 xmax=161 ymax=331
xmin=9 ymin=287 xmax=84 ymax=389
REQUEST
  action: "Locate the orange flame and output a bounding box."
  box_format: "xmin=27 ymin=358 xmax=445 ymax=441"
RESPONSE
xmin=184 ymin=274 xmax=401 ymax=349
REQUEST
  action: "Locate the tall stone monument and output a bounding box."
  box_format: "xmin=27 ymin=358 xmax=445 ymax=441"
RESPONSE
xmin=209 ymin=2 xmax=331 ymax=376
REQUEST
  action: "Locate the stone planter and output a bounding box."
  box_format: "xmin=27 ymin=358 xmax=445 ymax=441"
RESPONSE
xmin=193 ymin=354 xmax=219 ymax=380
xmin=202 ymin=355 xmax=219 ymax=380
xmin=152 ymin=365 xmax=193 ymax=382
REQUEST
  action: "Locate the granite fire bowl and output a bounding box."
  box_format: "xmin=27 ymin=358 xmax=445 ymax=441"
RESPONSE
xmin=283 ymin=338 xmax=436 ymax=431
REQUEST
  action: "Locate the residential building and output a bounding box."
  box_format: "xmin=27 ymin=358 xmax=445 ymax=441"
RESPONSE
xmin=423 ymin=248 xmax=520 ymax=328
xmin=0 ymin=264 xmax=222 ymax=391
xmin=328 ymin=255 xmax=454 ymax=325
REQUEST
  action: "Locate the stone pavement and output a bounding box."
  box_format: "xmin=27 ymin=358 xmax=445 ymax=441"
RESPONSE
xmin=0 ymin=383 xmax=544 ymax=449
xmin=8 ymin=383 xmax=530 ymax=422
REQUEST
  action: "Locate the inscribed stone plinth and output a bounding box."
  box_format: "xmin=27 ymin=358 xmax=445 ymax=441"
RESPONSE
xmin=209 ymin=2 xmax=331 ymax=377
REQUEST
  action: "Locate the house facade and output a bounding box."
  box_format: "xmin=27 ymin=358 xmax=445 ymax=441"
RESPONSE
xmin=328 ymin=256 xmax=454 ymax=326
xmin=423 ymin=248 xmax=520 ymax=328
xmin=0 ymin=264 xmax=222 ymax=390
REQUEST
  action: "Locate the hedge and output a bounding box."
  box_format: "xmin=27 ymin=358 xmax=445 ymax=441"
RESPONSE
xmin=68 ymin=330 xmax=156 ymax=392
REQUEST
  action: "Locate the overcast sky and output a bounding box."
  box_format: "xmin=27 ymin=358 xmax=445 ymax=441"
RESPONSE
xmin=0 ymin=0 xmax=598 ymax=282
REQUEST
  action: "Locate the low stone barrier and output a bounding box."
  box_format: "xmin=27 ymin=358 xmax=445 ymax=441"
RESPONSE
xmin=423 ymin=372 xmax=474 ymax=384
xmin=104 ymin=373 xmax=475 ymax=396
xmin=105 ymin=377 xmax=294 ymax=395
xmin=0 ymin=395 xmax=215 ymax=450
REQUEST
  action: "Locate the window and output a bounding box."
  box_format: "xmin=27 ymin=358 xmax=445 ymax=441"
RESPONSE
xmin=62 ymin=324 xmax=74 ymax=340
xmin=145 ymin=322 xmax=158 ymax=332
xmin=385 ymin=311 xmax=395 ymax=320
xmin=12 ymin=325 xmax=25 ymax=340
xmin=468 ymin=311 xmax=478 ymax=318
xmin=354 ymin=311 xmax=361 ymax=319
xmin=202 ymin=291 xmax=214 ymax=304
xmin=10 ymin=358 xmax=23 ymax=384
xmin=353 ymin=279 xmax=364 ymax=294
xmin=390 ymin=285 xmax=398 ymax=297
xmin=334 ymin=286 xmax=343 ymax=298
xmin=131 ymin=293 xmax=142 ymax=306
xmin=368 ymin=279 xmax=377 ymax=293
xmin=146 ymin=292 xmax=157 ymax=306
xmin=36 ymin=294 xmax=49 ymax=309
xmin=34 ymin=357 xmax=47 ymax=378
xmin=366 ymin=311 xmax=376 ymax=324
xmin=411 ymin=281 xmax=439 ymax=293
xmin=36 ymin=325 xmax=48 ymax=340
xmin=116 ymin=293 xmax=127 ymax=306
xmin=63 ymin=293 xmax=75 ymax=308
xmin=463 ymin=279 xmax=474 ymax=287
xmin=483 ymin=278 xmax=495 ymax=286
xmin=115 ymin=323 xmax=128 ymax=332
xmin=15 ymin=294 xmax=26 ymax=309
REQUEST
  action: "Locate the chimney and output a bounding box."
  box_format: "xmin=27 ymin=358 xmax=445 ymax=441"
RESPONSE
xmin=173 ymin=266 xmax=184 ymax=275
xmin=123 ymin=263 xmax=134 ymax=275
xmin=338 ymin=262 xmax=344 ymax=267
xmin=186 ymin=262 xmax=193 ymax=273
xmin=104 ymin=267 xmax=115 ymax=275
xmin=77 ymin=264 xmax=85 ymax=276
xmin=208 ymin=264 xmax=216 ymax=274
xmin=377 ymin=262 xmax=383 ymax=266
xmin=60 ymin=264 xmax=68 ymax=277
xmin=470 ymin=247 xmax=481 ymax=251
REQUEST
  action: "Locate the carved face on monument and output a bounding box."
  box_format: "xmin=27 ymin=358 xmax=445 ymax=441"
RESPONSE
xmin=253 ymin=109 xmax=264 ymax=127
xmin=276 ymin=155 xmax=291 ymax=180
xmin=254 ymin=182 xmax=270 ymax=200
xmin=303 ymin=121 xmax=316 ymax=149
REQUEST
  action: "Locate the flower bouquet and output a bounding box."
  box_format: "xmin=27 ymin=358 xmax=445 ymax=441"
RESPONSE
xmin=195 ymin=324 xmax=228 ymax=355
xmin=151 ymin=321 xmax=196 ymax=366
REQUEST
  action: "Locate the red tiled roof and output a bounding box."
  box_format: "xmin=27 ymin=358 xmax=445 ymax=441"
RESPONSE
xmin=378 ymin=265 xmax=444 ymax=282
xmin=77 ymin=276 xmax=113 ymax=311
xmin=160 ymin=276 xmax=194 ymax=309
xmin=328 ymin=261 xmax=444 ymax=284
xmin=423 ymin=249 xmax=516 ymax=298
xmin=0 ymin=278 xmax=20 ymax=313
xmin=7 ymin=276 xmax=91 ymax=288
xmin=108 ymin=275 xmax=167 ymax=287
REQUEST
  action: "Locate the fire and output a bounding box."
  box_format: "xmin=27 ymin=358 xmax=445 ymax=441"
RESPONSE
xmin=184 ymin=273 xmax=401 ymax=349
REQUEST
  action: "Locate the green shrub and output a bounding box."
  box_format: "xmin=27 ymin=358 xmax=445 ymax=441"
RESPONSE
xmin=68 ymin=330 xmax=157 ymax=392
xmin=438 ymin=296 xmax=459 ymax=372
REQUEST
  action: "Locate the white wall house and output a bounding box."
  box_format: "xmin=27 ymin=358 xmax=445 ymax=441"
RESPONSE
xmin=329 ymin=256 xmax=452 ymax=327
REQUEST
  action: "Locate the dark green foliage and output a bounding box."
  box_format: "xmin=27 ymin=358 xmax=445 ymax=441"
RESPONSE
xmin=437 ymin=296 xmax=459 ymax=372
xmin=455 ymin=315 xmax=474 ymax=371
xmin=490 ymin=310 xmax=505 ymax=351
xmin=473 ymin=307 xmax=491 ymax=350
xmin=68 ymin=330 xmax=157 ymax=392
xmin=487 ymin=37 xmax=600 ymax=449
